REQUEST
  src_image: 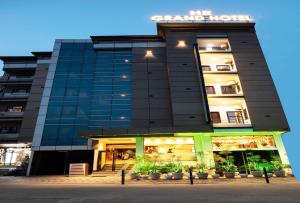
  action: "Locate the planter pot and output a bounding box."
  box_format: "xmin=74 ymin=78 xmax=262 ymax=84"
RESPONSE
xmin=252 ymin=171 xmax=263 ymax=178
xmin=266 ymin=173 xmax=273 ymax=178
xmin=172 ymin=172 xmax=183 ymax=180
xmin=150 ymin=173 xmax=160 ymax=180
xmin=239 ymin=173 xmax=248 ymax=178
xmin=198 ymin=172 xmax=208 ymax=179
xmin=212 ymin=174 xmax=220 ymax=179
xmin=163 ymin=173 xmax=173 ymax=180
xmin=140 ymin=174 xmax=149 ymax=180
xmin=130 ymin=173 xmax=140 ymax=180
xmin=274 ymin=170 xmax=285 ymax=177
xmin=215 ymin=171 xmax=224 ymax=177
xmin=224 ymin=172 xmax=235 ymax=179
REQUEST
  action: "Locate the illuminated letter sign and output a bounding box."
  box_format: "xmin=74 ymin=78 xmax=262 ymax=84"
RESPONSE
xmin=151 ymin=10 xmax=253 ymax=23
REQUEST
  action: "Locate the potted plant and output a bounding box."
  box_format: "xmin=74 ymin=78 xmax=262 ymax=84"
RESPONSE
xmin=134 ymin=156 xmax=152 ymax=180
xmin=213 ymin=153 xmax=226 ymax=177
xmin=148 ymin=155 xmax=161 ymax=180
xmin=171 ymin=162 xmax=184 ymax=180
xmin=149 ymin=168 xmax=160 ymax=180
xmin=129 ymin=169 xmax=140 ymax=180
xmin=247 ymin=154 xmax=263 ymax=178
xmin=196 ymin=163 xmax=209 ymax=179
xmin=238 ymin=165 xmax=248 ymax=178
xmin=159 ymin=163 xmax=172 ymax=180
xmin=222 ymin=155 xmax=237 ymax=178
xmin=271 ymin=155 xmax=289 ymax=177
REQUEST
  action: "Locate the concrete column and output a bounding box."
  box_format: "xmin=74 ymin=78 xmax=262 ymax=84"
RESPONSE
xmin=93 ymin=149 xmax=99 ymax=171
xmin=136 ymin=137 xmax=144 ymax=157
xmin=273 ymin=134 xmax=290 ymax=164
xmin=193 ymin=134 xmax=215 ymax=168
xmin=26 ymin=150 xmax=35 ymax=176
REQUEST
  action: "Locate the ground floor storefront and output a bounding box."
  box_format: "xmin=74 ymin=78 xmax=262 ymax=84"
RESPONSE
xmin=0 ymin=143 xmax=31 ymax=167
xmin=91 ymin=131 xmax=290 ymax=174
xmin=29 ymin=131 xmax=291 ymax=176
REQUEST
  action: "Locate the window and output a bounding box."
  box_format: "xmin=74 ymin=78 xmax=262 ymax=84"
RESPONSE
xmin=212 ymin=136 xmax=276 ymax=150
xmin=210 ymin=112 xmax=221 ymax=123
xmin=205 ymin=86 xmax=216 ymax=94
xmin=216 ymin=65 xmax=231 ymax=71
xmin=202 ymin=65 xmax=211 ymax=71
xmin=221 ymin=85 xmax=236 ymax=94
xmin=227 ymin=111 xmax=244 ymax=123
xmin=243 ymin=109 xmax=249 ymax=120
xmin=7 ymin=106 xmax=23 ymax=112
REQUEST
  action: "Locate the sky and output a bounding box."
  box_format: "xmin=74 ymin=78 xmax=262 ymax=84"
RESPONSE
xmin=0 ymin=0 xmax=299 ymax=178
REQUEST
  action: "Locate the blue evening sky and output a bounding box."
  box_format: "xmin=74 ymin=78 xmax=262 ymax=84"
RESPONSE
xmin=0 ymin=0 xmax=299 ymax=178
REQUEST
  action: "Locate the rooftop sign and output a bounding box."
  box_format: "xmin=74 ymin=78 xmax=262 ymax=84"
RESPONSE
xmin=151 ymin=10 xmax=253 ymax=23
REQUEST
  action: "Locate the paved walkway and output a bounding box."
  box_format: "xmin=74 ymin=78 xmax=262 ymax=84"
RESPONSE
xmin=0 ymin=175 xmax=297 ymax=185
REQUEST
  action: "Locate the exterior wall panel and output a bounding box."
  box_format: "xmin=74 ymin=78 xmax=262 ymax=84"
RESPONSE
xmin=228 ymin=31 xmax=289 ymax=131
xmin=19 ymin=63 xmax=49 ymax=142
xmin=165 ymin=31 xmax=212 ymax=132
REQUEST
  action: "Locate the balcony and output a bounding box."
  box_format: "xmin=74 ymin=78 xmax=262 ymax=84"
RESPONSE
xmin=0 ymin=127 xmax=19 ymax=141
xmin=208 ymin=98 xmax=252 ymax=128
xmin=199 ymin=53 xmax=237 ymax=74
xmin=197 ymin=38 xmax=231 ymax=53
xmin=204 ymin=74 xmax=243 ymax=97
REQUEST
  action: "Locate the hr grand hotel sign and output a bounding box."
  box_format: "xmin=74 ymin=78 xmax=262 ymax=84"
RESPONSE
xmin=151 ymin=10 xmax=253 ymax=23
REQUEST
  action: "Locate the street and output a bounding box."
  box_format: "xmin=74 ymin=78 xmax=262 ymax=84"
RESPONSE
xmin=0 ymin=177 xmax=299 ymax=203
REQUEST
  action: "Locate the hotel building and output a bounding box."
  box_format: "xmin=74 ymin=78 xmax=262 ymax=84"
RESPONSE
xmin=0 ymin=15 xmax=291 ymax=175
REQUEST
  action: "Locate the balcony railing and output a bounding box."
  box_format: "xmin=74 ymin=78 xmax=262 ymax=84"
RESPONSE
xmin=198 ymin=46 xmax=231 ymax=52
xmin=0 ymin=133 xmax=19 ymax=141
xmin=211 ymin=118 xmax=251 ymax=128
xmin=0 ymin=111 xmax=24 ymax=117
xmin=0 ymin=75 xmax=33 ymax=81
xmin=1 ymin=92 xmax=29 ymax=98
xmin=212 ymin=121 xmax=252 ymax=128
xmin=202 ymin=65 xmax=236 ymax=73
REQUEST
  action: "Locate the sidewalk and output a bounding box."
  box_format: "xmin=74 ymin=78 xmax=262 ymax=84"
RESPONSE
xmin=1 ymin=175 xmax=297 ymax=185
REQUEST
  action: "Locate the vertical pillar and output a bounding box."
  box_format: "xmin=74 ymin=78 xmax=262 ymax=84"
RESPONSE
xmin=273 ymin=134 xmax=290 ymax=164
xmin=193 ymin=134 xmax=214 ymax=168
xmin=136 ymin=137 xmax=144 ymax=158
xmin=26 ymin=150 xmax=35 ymax=176
xmin=93 ymin=149 xmax=99 ymax=171
xmin=193 ymin=133 xmax=203 ymax=161
xmin=92 ymin=140 xmax=99 ymax=171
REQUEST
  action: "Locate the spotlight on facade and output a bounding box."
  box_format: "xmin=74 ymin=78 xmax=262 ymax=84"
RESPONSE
xmin=145 ymin=50 xmax=154 ymax=57
xmin=177 ymin=40 xmax=187 ymax=48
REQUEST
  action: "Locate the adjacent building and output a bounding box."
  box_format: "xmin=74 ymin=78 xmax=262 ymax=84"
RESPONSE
xmin=0 ymin=13 xmax=291 ymax=175
xmin=0 ymin=52 xmax=51 ymax=169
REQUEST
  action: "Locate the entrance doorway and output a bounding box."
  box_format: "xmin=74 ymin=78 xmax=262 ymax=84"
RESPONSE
xmin=106 ymin=144 xmax=136 ymax=164
xmin=94 ymin=138 xmax=136 ymax=171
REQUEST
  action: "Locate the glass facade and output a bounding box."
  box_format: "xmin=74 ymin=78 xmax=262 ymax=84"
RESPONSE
xmin=41 ymin=42 xmax=132 ymax=146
